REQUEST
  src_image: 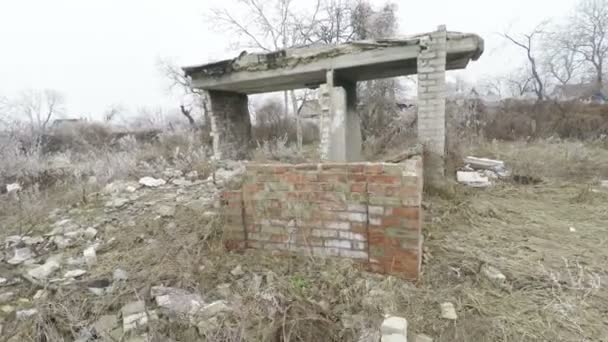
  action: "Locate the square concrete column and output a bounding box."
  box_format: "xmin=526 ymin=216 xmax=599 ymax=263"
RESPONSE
xmin=208 ymin=90 xmax=252 ymax=160
xmin=417 ymin=25 xmax=447 ymax=178
xmin=319 ymin=71 xmax=362 ymax=162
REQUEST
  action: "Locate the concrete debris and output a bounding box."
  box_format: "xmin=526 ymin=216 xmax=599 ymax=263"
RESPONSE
xmin=456 ymin=171 xmax=491 ymax=188
xmin=155 ymin=204 xmax=176 ymax=217
xmin=139 ymin=177 xmax=166 ymax=188
xmin=16 ymin=308 xmax=38 ymax=319
xmin=415 ymin=334 xmax=433 ymax=342
xmin=464 ymin=156 xmax=505 ymax=171
xmin=113 ymin=268 xmax=129 ymax=281
xmin=105 ymin=197 xmax=130 ymax=209
xmin=200 ymin=300 xmax=230 ymax=317
xmin=162 ymin=169 xmax=183 ymax=179
xmin=381 ymin=316 xmax=408 ymax=336
xmin=0 ymin=277 xmax=7 ymax=286
xmin=601 ymin=180 xmax=608 ymax=188
xmin=5 ymin=235 xmax=22 ymax=248
xmin=122 ymin=300 xmax=157 ymax=332
xmin=27 ymin=257 xmax=61 ymax=280
xmin=440 ymin=302 xmax=458 ymax=320
xmin=0 ymin=292 xmax=15 ymax=304
xmin=481 ymin=264 xmax=506 ymax=285
xmin=186 ymin=170 xmax=199 ymax=180
xmin=569 ymin=226 xmax=577 ymax=232
xmin=33 ymin=290 xmax=48 ymax=300
xmin=84 ymin=246 xmax=97 ymax=267
xmin=22 ymin=236 xmax=44 ymax=246
xmin=1 ymin=305 xmax=15 ymax=314
xmin=6 ymin=183 xmax=22 ymax=193
xmin=93 ymin=314 xmax=120 ymax=339
xmin=88 ymin=279 xmax=112 ymax=296
xmin=172 ymin=178 xmax=193 ymax=187
xmin=53 ymin=236 xmax=75 ymax=249
xmin=84 ymin=227 xmax=98 ymax=239
xmin=7 ymin=247 xmax=33 ymax=265
xmin=64 ymin=269 xmax=87 ymax=278
xmin=126 ymin=185 xmax=138 ymax=193
xmin=231 ymin=265 xmax=245 ymax=277
xmin=381 ymin=335 xmax=407 ymax=342
xmin=153 ymin=287 xmax=205 ymax=317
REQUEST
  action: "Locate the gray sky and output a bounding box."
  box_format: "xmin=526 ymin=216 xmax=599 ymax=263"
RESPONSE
xmin=0 ymin=0 xmax=578 ymax=120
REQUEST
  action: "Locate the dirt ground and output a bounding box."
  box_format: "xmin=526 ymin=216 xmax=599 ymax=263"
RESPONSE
xmin=0 ymin=140 xmax=607 ymax=341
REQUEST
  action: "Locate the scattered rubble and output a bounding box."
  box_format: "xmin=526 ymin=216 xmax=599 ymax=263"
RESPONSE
xmin=139 ymin=177 xmax=166 ymax=188
xmin=113 ymin=268 xmax=129 ymax=281
xmin=380 ymin=316 xmax=408 ymax=341
xmin=415 ymin=334 xmax=434 ymax=342
xmin=481 ymin=264 xmax=506 ymax=285
xmin=152 ymin=286 xmax=205 ymax=317
xmin=64 ymin=269 xmax=87 ymax=278
xmin=16 ymin=308 xmax=38 ymax=319
xmin=231 ymin=265 xmax=245 ymax=277
xmin=105 ymin=197 xmax=130 ymax=209
xmin=456 ymin=171 xmax=491 ymax=188
xmin=121 ymin=300 xmax=157 ymax=332
xmin=88 ymin=279 xmax=112 ymax=296
xmin=7 ymin=247 xmax=33 ymax=265
xmin=0 ymin=291 xmax=15 ymax=304
xmin=6 ymin=183 xmax=22 ymax=194
xmin=84 ymin=246 xmax=97 ymax=267
xmin=440 ymin=302 xmax=458 ymax=320
xmin=27 ymin=255 xmax=62 ymax=280
xmin=601 ymin=180 xmax=608 ymax=188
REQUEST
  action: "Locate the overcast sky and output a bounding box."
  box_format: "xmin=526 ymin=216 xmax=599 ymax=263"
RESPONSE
xmin=0 ymin=0 xmax=578 ymax=120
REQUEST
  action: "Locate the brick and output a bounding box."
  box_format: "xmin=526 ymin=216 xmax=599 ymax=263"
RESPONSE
xmin=347 ymin=204 xmax=367 ymax=213
xmin=312 ymin=229 xmax=339 ymax=238
xmin=368 ymin=206 xmax=384 ymax=215
xmin=353 ymin=241 xmax=367 ymax=250
xmin=367 ymin=175 xmax=400 ymax=185
xmin=350 ymin=183 xmax=366 ymax=193
xmin=392 ymin=207 xmax=419 ymax=219
xmin=325 ymin=239 xmax=351 ymax=249
xmin=338 ymin=231 xmax=366 ymax=241
xmin=312 ymin=247 xmax=340 ymax=257
xmin=338 ymin=212 xmax=367 ymax=223
xmin=364 ymin=164 xmax=384 ymax=175
xmin=325 ymin=221 xmax=350 ymax=230
xmin=318 ymin=173 xmax=347 ymax=183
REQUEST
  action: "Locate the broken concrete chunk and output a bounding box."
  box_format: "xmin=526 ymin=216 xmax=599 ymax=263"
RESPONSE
xmin=464 ymin=156 xmax=505 ymax=170
xmin=0 ymin=292 xmax=15 ymax=304
xmin=231 ymin=265 xmax=244 ymax=277
xmin=1 ymin=305 xmax=15 ymax=314
xmin=93 ymin=314 xmax=119 ymax=337
xmin=440 ymin=302 xmax=458 ymax=320
xmin=155 ymin=205 xmax=176 ymax=217
xmin=601 ymin=180 xmax=608 ymax=188
xmin=64 ymin=269 xmax=87 ymax=278
xmin=121 ymin=300 xmax=157 ymax=332
xmin=53 ymin=236 xmax=75 ymax=249
xmin=380 ymin=316 xmax=408 ymax=336
xmin=415 ymin=334 xmax=433 ymax=342
xmin=84 ymin=246 xmax=97 ymax=267
xmin=139 ymin=177 xmax=166 ymax=188
xmin=381 ymin=335 xmax=407 ymax=342
xmin=481 ymin=264 xmax=506 ymax=285
xmin=6 ymin=183 xmax=22 ymax=193
xmin=27 ymin=258 xmax=61 ymax=280
xmin=16 ymin=308 xmax=38 ymax=319
xmin=200 ymin=300 xmax=230 ymax=317
xmin=456 ymin=171 xmax=491 ymax=188
xmin=171 ymin=178 xmax=193 ymax=187
xmin=113 ymin=268 xmax=129 ymax=281
xmin=7 ymin=247 xmax=33 ymax=265
xmin=84 ymin=227 xmax=98 ymax=239
xmin=33 ymin=290 xmax=48 ymax=301
xmin=105 ymin=198 xmax=130 ymax=209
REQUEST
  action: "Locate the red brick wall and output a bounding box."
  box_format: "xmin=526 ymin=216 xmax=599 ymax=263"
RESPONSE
xmin=222 ymin=157 xmax=423 ymax=279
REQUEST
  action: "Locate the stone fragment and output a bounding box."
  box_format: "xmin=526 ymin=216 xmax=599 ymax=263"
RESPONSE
xmin=53 ymin=236 xmax=74 ymax=249
xmin=440 ymin=302 xmax=458 ymax=320
xmin=380 ymin=316 xmax=408 ymax=336
xmin=121 ymin=301 xmax=157 ymax=332
xmin=155 ymin=205 xmax=176 ymax=217
xmin=84 ymin=227 xmax=98 ymax=239
xmin=139 ymin=177 xmax=166 ymax=188
xmin=64 ymin=269 xmax=87 ymax=278
xmin=0 ymin=292 xmax=15 ymax=304
xmin=7 ymin=247 xmax=33 ymax=265
xmin=27 ymin=257 xmax=61 ymax=280
xmin=6 ymin=183 xmax=22 ymax=193
xmin=481 ymin=264 xmax=506 ymax=285
xmin=415 ymin=334 xmax=433 ymax=342
xmin=33 ymin=290 xmax=48 ymax=300
xmin=16 ymin=308 xmax=38 ymax=319
xmin=22 ymin=236 xmax=44 ymax=246
xmin=231 ymin=265 xmax=244 ymax=277
xmin=456 ymin=171 xmax=490 ymax=187
xmin=84 ymin=246 xmax=97 ymax=267
xmin=381 ymin=334 xmax=407 ymax=342
xmin=93 ymin=314 xmax=119 ymax=338
xmin=200 ymin=300 xmax=230 ymax=317
xmin=113 ymin=268 xmax=129 ymax=281
xmin=171 ymin=178 xmax=193 ymax=187
xmin=1 ymin=305 xmax=15 ymax=314
xmin=105 ymin=198 xmax=130 ymax=209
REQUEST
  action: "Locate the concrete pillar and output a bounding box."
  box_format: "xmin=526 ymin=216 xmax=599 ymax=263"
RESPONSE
xmin=208 ymin=90 xmax=252 ymax=160
xmin=417 ymin=25 xmax=447 ymax=178
xmin=319 ymin=71 xmax=362 ymax=162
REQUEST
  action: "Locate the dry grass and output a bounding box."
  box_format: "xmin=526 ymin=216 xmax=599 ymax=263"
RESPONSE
xmin=1 ymin=139 xmax=607 ymax=341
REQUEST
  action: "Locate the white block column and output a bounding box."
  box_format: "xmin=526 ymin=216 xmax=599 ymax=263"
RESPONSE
xmin=417 ymin=25 xmax=447 ymax=178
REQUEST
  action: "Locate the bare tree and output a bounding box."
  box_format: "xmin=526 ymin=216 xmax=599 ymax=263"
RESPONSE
xmin=10 ymin=89 xmax=65 ymax=136
xmin=103 ymin=104 xmax=124 ymax=123
xmin=543 ymin=33 xmax=584 ymax=86
xmin=503 ymin=24 xmax=547 ymax=101
xmin=158 ymin=58 xmax=209 ymax=127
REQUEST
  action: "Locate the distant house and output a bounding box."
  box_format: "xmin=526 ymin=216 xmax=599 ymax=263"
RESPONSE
xmin=552 ymin=83 xmax=608 ymax=103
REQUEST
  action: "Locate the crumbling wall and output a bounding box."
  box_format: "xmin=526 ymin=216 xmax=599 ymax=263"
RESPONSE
xmin=209 ymin=91 xmax=251 ymax=160
xmin=222 ymin=157 xmax=423 ymax=279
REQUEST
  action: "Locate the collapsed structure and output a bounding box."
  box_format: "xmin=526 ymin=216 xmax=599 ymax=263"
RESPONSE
xmin=184 ymin=26 xmax=484 ymax=278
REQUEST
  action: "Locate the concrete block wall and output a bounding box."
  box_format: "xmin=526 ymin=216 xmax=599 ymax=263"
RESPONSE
xmin=222 ymin=157 xmax=424 ymax=279
xmin=208 ymin=91 xmax=252 ymax=160
xmin=417 ymin=26 xmax=447 ymax=178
